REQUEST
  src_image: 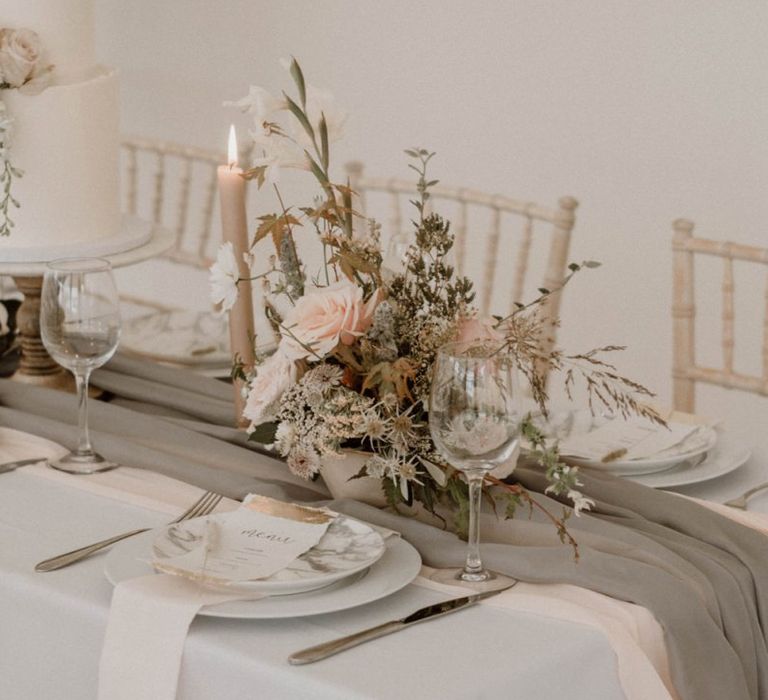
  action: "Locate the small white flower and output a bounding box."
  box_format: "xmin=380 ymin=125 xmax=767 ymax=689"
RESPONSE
xmin=302 ymin=364 xmax=344 ymax=391
xmin=287 ymin=443 xmax=321 ymax=480
xmin=388 ymin=405 xmax=422 ymax=453
xmin=567 ymin=489 xmax=595 ymax=516
xmin=242 ymin=250 xmax=256 ymax=270
xmin=273 ymin=422 xmax=297 ymax=456
xmin=362 ymin=411 xmax=388 ymax=443
xmin=209 ymin=242 xmax=239 ymax=312
xmin=397 ymin=457 xmax=422 ymax=484
xmin=364 ymin=455 xmax=388 ymax=479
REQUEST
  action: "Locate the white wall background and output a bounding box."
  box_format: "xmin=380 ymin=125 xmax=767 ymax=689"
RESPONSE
xmin=95 ymin=0 xmax=768 ymax=451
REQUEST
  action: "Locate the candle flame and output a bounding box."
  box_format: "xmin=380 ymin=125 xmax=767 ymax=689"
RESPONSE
xmin=227 ymin=124 xmax=238 ymax=168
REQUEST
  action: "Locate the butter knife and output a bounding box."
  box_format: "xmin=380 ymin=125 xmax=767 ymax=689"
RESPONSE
xmin=288 ymin=584 xmax=515 ymax=665
xmin=0 ymin=457 xmax=47 ymax=475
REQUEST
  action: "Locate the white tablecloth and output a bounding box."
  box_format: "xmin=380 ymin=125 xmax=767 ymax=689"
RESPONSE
xmin=3 ymin=438 xmax=767 ymax=700
xmin=1 ymin=468 xmax=631 ymax=700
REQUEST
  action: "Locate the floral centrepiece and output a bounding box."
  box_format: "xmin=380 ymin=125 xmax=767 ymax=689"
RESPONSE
xmin=0 ymin=26 xmax=53 ymax=237
xmin=213 ymin=59 xmax=661 ymax=545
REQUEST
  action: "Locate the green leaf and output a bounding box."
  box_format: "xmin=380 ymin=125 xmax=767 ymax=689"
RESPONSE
xmin=248 ymin=422 xmax=278 ymax=444
xmin=319 ymin=112 xmax=329 ymax=170
xmin=284 ymin=93 xmax=315 ymax=144
xmin=537 ymin=287 xmax=550 ymax=295
xmin=289 ymin=57 xmax=307 ymax=108
xmin=404 ymin=148 xmax=420 ymax=158
xmin=383 ymin=478 xmax=402 ymax=509
xmin=342 ymin=177 xmax=353 ymax=234
xmin=584 ymin=260 xmax=602 ymax=268
xmin=306 ymin=152 xmax=330 ymax=187
xmin=568 ymin=262 xmax=580 ymax=272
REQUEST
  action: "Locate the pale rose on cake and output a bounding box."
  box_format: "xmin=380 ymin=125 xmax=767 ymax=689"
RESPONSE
xmin=243 ymin=350 xmax=298 ymax=426
xmin=280 ymin=281 xmax=380 ymax=360
xmin=0 ymin=29 xmax=42 ymax=88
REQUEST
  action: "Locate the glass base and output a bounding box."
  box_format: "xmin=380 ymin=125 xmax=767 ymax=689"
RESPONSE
xmin=428 ymin=567 xmax=511 ymax=590
xmin=457 ymin=568 xmax=495 ymax=583
xmin=48 ymin=451 xmax=117 ymax=475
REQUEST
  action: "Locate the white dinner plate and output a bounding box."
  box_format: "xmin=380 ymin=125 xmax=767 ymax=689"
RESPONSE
xmin=152 ymin=512 xmax=386 ymax=595
xmin=626 ymin=432 xmax=750 ymax=488
xmin=528 ymin=410 xmax=718 ymax=475
xmin=104 ymin=531 xmax=422 ymax=619
xmin=121 ymin=310 xmax=231 ymax=368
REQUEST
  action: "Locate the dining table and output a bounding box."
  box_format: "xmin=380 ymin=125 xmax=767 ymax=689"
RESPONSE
xmin=2 ymin=353 xmax=767 ymax=700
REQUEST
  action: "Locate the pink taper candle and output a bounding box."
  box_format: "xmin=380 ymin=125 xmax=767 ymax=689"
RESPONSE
xmin=218 ymin=125 xmax=255 ymax=424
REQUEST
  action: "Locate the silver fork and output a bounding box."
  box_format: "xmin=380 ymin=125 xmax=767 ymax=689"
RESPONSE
xmin=35 ymin=490 xmax=223 ymax=572
xmin=724 ymin=483 xmax=768 ymax=510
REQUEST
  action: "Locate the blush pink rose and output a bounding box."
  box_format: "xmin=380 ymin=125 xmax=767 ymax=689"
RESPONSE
xmin=455 ymin=316 xmax=504 ymax=344
xmin=280 ymin=281 xmax=380 ymax=360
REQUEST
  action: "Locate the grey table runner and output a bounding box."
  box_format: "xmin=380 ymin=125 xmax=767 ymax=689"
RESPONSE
xmin=1 ymin=354 xmax=765 ymax=699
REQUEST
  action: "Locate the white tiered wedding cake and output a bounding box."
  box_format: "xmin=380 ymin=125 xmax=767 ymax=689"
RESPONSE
xmin=0 ymin=0 xmax=150 ymax=262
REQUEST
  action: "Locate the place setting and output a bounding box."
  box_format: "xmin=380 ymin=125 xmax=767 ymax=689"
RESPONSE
xmin=526 ymin=407 xmax=751 ymax=489
xmin=102 ymin=494 xmax=423 ymax=620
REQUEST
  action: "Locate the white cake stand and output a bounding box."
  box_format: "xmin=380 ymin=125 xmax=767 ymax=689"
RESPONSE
xmin=0 ymin=217 xmax=174 ymax=389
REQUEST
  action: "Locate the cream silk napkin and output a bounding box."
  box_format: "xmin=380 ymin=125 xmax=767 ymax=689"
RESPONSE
xmin=98 ymin=574 xmax=257 ymax=700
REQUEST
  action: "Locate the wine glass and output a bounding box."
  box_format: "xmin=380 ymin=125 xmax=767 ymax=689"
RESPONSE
xmin=429 ymin=340 xmax=522 ymax=583
xmin=40 ymin=258 xmax=121 ymax=473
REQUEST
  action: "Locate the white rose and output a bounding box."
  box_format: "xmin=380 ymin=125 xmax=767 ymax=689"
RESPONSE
xmin=0 ymin=29 xmax=42 ymax=88
xmin=243 ymin=350 xmax=298 ymax=427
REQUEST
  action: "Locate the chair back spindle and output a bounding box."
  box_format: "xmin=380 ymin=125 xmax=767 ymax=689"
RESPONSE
xmin=455 ymin=199 xmax=469 ymax=276
xmin=722 ymin=252 xmax=735 ymax=375
xmin=512 ymin=212 xmax=534 ymax=307
xmin=763 ymin=274 xmax=768 ymax=383
xmin=481 ymin=206 xmax=502 ymax=315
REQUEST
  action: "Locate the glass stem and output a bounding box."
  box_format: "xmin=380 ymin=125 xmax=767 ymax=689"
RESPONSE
xmin=464 ymin=470 xmax=485 ymax=576
xmin=75 ymin=369 xmax=93 ymax=456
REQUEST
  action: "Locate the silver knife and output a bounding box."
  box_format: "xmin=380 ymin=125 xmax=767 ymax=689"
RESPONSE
xmin=288 ymin=584 xmax=515 ymax=665
xmin=0 ymin=457 xmax=46 ymax=475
